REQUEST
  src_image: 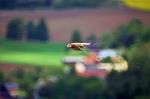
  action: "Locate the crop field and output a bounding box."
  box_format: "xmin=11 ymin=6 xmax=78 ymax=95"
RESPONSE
xmin=0 ymin=9 xmax=150 ymax=42
xmin=123 ymin=0 xmax=150 ymax=11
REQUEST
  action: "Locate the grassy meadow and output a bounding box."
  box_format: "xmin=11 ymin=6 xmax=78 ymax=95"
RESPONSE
xmin=0 ymin=39 xmax=66 ymax=67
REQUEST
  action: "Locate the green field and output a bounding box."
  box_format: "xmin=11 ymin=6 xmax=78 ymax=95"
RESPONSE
xmin=0 ymin=39 xmax=67 ymax=67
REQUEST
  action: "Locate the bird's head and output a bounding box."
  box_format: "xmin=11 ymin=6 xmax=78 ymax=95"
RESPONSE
xmin=67 ymin=44 xmax=72 ymax=48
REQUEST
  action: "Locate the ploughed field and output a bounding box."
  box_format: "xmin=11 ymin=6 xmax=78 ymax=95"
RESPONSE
xmin=0 ymin=8 xmax=150 ymax=42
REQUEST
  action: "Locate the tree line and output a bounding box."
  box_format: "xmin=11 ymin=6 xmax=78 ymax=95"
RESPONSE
xmin=100 ymin=18 xmax=150 ymax=48
xmin=6 ymin=18 xmax=49 ymax=42
xmin=0 ymin=0 xmax=120 ymax=9
xmin=70 ymin=30 xmax=97 ymax=43
xmin=0 ymin=0 xmax=52 ymax=9
xmin=6 ymin=18 xmax=150 ymax=46
xmin=5 ymin=18 xmax=98 ymax=43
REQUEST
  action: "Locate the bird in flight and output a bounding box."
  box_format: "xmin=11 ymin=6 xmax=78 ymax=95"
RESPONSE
xmin=67 ymin=42 xmax=91 ymax=51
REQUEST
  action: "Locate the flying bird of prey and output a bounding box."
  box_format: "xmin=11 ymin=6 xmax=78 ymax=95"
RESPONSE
xmin=67 ymin=42 xmax=91 ymax=51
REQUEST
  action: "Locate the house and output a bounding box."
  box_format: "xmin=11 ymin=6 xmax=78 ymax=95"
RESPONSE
xmin=73 ymin=52 xmax=109 ymax=78
xmin=97 ymin=49 xmax=118 ymax=59
xmin=4 ymin=82 xmax=19 ymax=98
xmin=63 ymin=56 xmax=84 ymax=65
xmin=0 ymin=82 xmax=19 ymax=99
xmin=63 ymin=52 xmax=109 ymax=78
xmin=98 ymin=56 xmax=128 ymax=72
xmin=63 ymin=56 xmax=84 ymax=74
xmin=63 ymin=50 xmax=128 ymax=79
xmin=75 ymin=63 xmax=109 ymax=79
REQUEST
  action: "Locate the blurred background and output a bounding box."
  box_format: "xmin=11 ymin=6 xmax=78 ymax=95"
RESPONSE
xmin=0 ymin=0 xmax=150 ymax=99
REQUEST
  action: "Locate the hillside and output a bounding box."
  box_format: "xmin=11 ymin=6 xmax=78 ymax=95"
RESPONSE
xmin=0 ymin=8 xmax=150 ymax=42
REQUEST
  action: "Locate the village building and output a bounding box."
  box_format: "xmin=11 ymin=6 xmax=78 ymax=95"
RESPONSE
xmin=0 ymin=82 xmax=19 ymax=99
xmin=63 ymin=49 xmax=128 ymax=79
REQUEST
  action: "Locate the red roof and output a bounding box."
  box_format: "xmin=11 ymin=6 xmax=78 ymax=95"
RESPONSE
xmin=84 ymin=52 xmax=100 ymax=64
xmin=76 ymin=69 xmax=109 ymax=79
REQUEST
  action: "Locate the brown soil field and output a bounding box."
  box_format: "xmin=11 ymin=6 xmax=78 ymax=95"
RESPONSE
xmin=0 ymin=63 xmax=35 ymax=72
xmin=0 ymin=8 xmax=150 ymax=42
xmin=0 ymin=63 xmax=52 ymax=73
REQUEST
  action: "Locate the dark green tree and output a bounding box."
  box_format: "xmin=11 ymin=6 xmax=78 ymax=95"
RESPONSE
xmin=0 ymin=72 xmax=4 ymax=84
xmin=127 ymin=19 xmax=143 ymax=42
xmin=36 ymin=18 xmax=49 ymax=41
xmin=0 ymin=0 xmax=17 ymax=9
xmin=127 ymin=43 xmax=150 ymax=70
xmin=6 ymin=18 xmax=24 ymax=40
xmin=99 ymin=33 xmax=115 ymax=48
xmin=39 ymin=76 xmax=106 ymax=99
xmin=100 ymin=18 xmax=143 ymax=48
xmin=108 ymin=19 xmax=143 ymax=48
xmin=26 ymin=21 xmax=36 ymax=41
xmin=114 ymin=25 xmax=136 ymax=47
xmin=53 ymin=0 xmax=105 ymax=8
xmin=140 ymin=27 xmax=150 ymax=42
xmin=71 ymin=30 xmax=82 ymax=42
xmin=86 ymin=34 xmax=97 ymax=43
xmin=106 ymin=43 xmax=150 ymax=99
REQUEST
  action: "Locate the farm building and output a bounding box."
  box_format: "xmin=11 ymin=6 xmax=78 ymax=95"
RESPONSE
xmin=63 ymin=50 xmax=128 ymax=78
xmin=0 ymin=82 xmax=19 ymax=99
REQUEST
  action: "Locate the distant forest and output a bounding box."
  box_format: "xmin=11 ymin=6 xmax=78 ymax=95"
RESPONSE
xmin=0 ymin=0 xmax=121 ymax=9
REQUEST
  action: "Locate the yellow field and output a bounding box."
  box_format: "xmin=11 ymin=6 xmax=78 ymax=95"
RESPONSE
xmin=123 ymin=0 xmax=150 ymax=11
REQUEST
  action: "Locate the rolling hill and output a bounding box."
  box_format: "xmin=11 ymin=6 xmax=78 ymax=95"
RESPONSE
xmin=0 ymin=8 xmax=150 ymax=42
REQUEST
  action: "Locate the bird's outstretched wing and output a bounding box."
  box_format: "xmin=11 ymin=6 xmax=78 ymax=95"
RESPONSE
xmin=81 ymin=43 xmax=91 ymax=46
xmin=71 ymin=43 xmax=91 ymax=46
xmin=67 ymin=42 xmax=91 ymax=51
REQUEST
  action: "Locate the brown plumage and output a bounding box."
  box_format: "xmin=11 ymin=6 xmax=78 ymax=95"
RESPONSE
xmin=67 ymin=42 xmax=91 ymax=51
